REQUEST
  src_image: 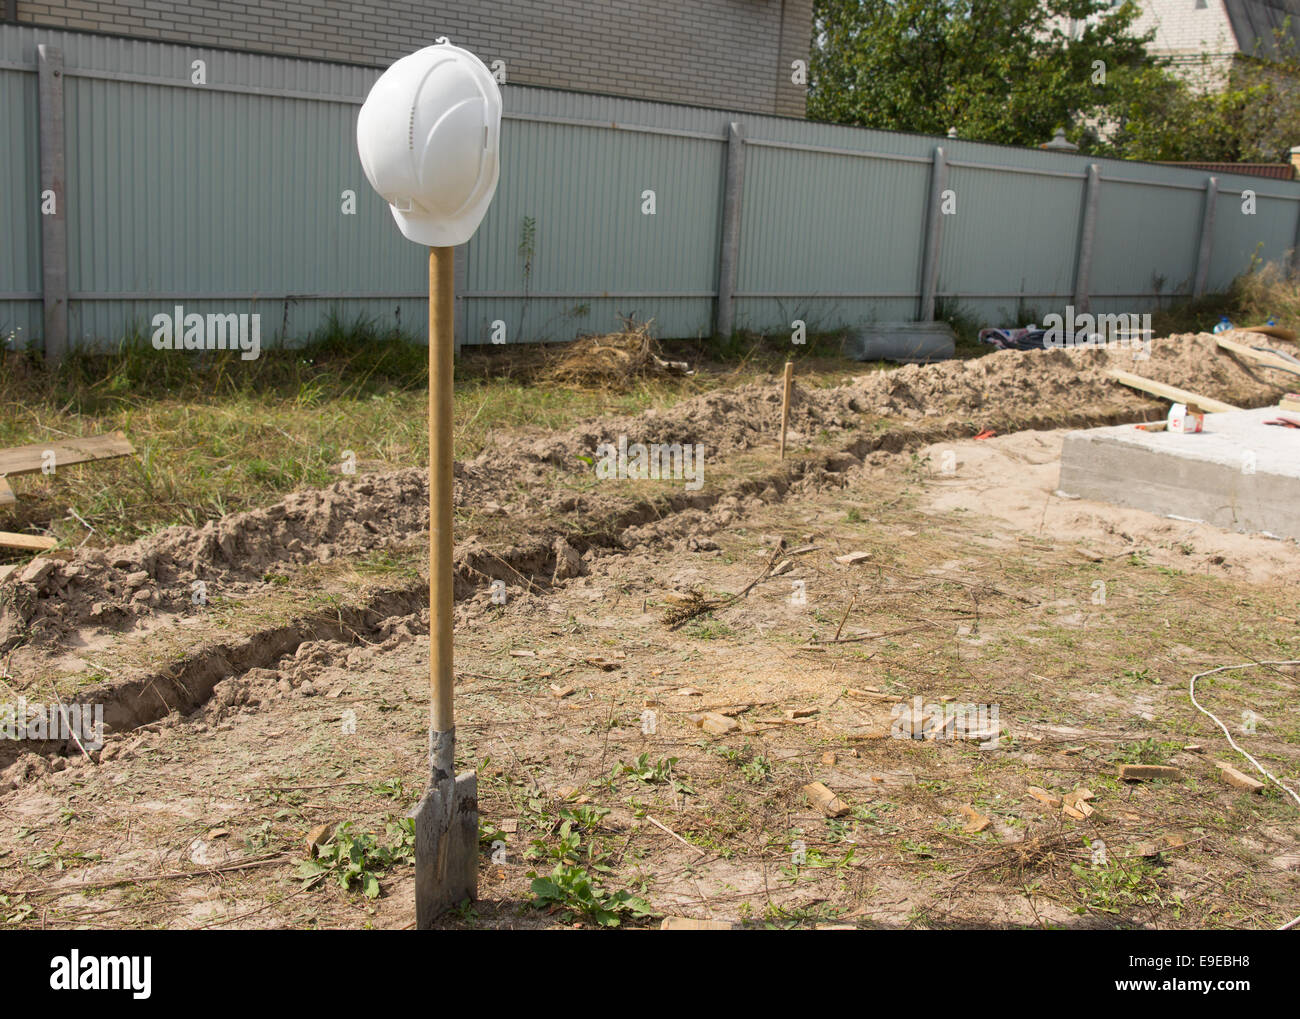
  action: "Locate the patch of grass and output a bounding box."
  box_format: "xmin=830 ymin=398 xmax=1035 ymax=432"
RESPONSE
xmin=0 ymin=314 xmax=869 ymax=549
xmin=1070 ymin=857 xmax=1173 ymax=917
xmin=296 ymin=818 xmax=415 ymax=899
xmin=1113 ymin=738 xmax=1183 ymax=767
xmin=524 ymin=806 xmax=653 ymax=927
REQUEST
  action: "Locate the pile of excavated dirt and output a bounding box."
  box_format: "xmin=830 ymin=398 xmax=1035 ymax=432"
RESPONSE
xmin=0 ymin=470 xmax=427 ymax=651
xmin=491 ymin=332 xmax=1288 ymax=467
xmin=2 ymin=332 xmax=1290 ymax=652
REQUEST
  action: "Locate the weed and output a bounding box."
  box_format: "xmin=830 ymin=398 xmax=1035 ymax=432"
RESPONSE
xmin=296 ymin=819 xmax=416 ymax=899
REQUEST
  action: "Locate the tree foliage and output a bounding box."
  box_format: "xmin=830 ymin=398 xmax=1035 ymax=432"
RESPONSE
xmin=809 ymin=0 xmax=1300 ymax=163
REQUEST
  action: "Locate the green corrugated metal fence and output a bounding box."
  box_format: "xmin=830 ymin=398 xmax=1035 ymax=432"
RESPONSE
xmin=3 ymin=22 xmax=1299 ymax=357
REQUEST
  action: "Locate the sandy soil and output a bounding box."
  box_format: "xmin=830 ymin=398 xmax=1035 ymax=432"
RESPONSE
xmin=1 ymin=332 xmax=1298 ymax=930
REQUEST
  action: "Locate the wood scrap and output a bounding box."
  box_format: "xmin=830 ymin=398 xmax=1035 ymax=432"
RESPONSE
xmin=959 ymin=804 xmax=991 ymax=833
xmin=1107 ymin=370 xmax=1239 ymax=414
xmin=1117 ymin=764 xmax=1183 ymax=782
xmin=0 ymin=532 xmax=57 ymax=552
xmin=803 ymin=781 xmax=850 ymax=817
xmin=1215 ymin=760 xmax=1264 ymax=793
xmin=1215 ymin=334 xmax=1300 ymax=377
xmin=1231 ymin=324 xmax=1297 ymax=343
xmin=0 ymin=431 xmax=133 ymax=477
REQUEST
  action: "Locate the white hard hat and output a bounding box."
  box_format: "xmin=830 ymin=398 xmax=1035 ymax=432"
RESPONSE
xmin=356 ymin=41 xmax=502 ymax=247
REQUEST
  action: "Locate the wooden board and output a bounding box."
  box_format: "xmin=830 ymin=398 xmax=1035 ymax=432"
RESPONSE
xmin=1107 ymin=370 xmax=1240 ymax=414
xmin=1215 ymin=334 xmax=1300 ymax=377
xmin=0 ymin=431 xmax=134 ymax=478
xmin=0 ymin=476 xmax=13 ymax=507
xmin=0 ymin=532 xmax=57 ymax=552
xmin=1232 ymin=325 xmax=1297 ymax=343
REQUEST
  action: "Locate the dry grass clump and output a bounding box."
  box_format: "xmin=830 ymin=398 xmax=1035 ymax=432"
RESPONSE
xmin=544 ymin=318 xmax=691 ymax=390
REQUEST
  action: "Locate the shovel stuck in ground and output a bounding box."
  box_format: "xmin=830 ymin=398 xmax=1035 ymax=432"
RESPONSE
xmin=411 ymin=246 xmax=478 ymax=927
xmin=354 ymin=41 xmax=502 ymax=927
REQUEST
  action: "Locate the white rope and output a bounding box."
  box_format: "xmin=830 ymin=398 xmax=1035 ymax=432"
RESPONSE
xmin=1187 ymin=660 xmax=1300 ymax=931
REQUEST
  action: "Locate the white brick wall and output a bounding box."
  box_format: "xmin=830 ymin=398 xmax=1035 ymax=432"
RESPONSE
xmin=1131 ymin=0 xmax=1237 ymax=57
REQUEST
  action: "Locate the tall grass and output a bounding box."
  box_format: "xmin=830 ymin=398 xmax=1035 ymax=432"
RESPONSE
xmin=1150 ymin=261 xmax=1300 ymax=337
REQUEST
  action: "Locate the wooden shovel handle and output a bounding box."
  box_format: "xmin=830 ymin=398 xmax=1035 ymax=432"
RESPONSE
xmin=429 ymin=247 xmax=456 ymax=732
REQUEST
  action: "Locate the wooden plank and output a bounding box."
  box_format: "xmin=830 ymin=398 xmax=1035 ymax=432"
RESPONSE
xmin=1215 ymin=334 xmax=1300 ymax=377
xmin=0 ymin=431 xmax=133 ymax=477
xmin=0 ymin=476 xmax=14 ymax=507
xmin=0 ymin=532 xmax=57 ymax=552
xmin=1107 ymin=370 xmax=1240 ymax=414
xmin=1233 ymin=325 xmax=1297 ymax=343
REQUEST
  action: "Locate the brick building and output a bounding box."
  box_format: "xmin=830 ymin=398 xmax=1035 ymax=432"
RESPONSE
xmin=1130 ymin=0 xmax=1300 ymax=86
xmin=4 ymin=0 xmax=813 ymax=116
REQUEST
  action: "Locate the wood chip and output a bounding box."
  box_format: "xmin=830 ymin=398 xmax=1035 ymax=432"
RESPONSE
xmin=549 ymin=684 xmax=574 ymax=698
xmin=1117 ymin=764 xmax=1183 ymax=782
xmin=834 ymin=551 xmax=873 ymax=565
xmin=305 ymin=822 xmax=336 ymax=856
xmin=846 ymin=688 xmax=898 ymax=702
xmin=0 ymin=532 xmax=57 ymax=552
xmin=1215 ymin=760 xmax=1264 ymax=793
xmin=803 ymin=781 xmax=850 ymax=818
xmin=660 ymin=916 xmax=735 ymax=930
xmin=784 ymin=707 xmax=819 ymax=720
xmin=695 ymin=712 xmax=739 ymax=736
xmin=958 ymin=804 xmax=991 ymax=833
xmin=1026 ymin=787 xmax=1061 ymax=808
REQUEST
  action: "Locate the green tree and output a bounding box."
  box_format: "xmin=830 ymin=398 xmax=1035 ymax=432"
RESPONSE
xmin=809 ymin=0 xmax=1162 ymax=149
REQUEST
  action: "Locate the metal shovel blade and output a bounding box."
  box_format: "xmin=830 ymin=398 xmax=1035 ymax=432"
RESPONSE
xmin=412 ymin=767 xmax=478 ymax=928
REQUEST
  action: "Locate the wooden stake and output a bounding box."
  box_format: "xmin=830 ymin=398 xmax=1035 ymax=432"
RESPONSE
xmin=779 ymin=361 xmax=794 ymax=460
xmin=0 ymin=532 xmax=56 ymax=552
xmin=429 ymin=247 xmax=455 ymax=734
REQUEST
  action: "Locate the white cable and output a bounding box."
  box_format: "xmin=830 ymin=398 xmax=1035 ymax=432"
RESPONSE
xmin=1187 ymin=660 xmax=1300 ymax=931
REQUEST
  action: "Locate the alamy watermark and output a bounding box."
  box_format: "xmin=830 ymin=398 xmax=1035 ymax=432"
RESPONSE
xmin=1043 ymin=306 xmax=1150 ymax=360
xmin=890 ymin=697 xmax=1000 ymax=747
xmin=1 ymin=698 xmax=104 ymax=750
xmin=595 ymin=434 xmax=705 ymax=491
xmin=151 ymin=305 xmax=261 ymax=361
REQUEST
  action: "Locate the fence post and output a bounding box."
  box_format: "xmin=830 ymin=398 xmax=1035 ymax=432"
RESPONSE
xmin=38 ymin=44 xmax=69 ymax=364
xmin=1193 ymin=176 xmax=1218 ymax=298
xmin=1291 ymin=202 xmax=1300 ymax=279
xmin=918 ymin=145 xmax=947 ymax=322
xmin=1073 ymin=164 xmax=1102 ymax=314
xmin=714 ymin=120 xmax=745 ymax=337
